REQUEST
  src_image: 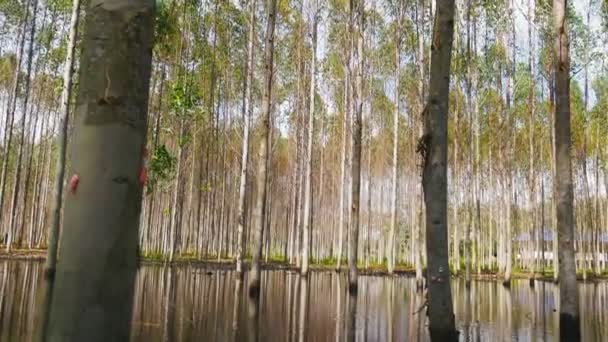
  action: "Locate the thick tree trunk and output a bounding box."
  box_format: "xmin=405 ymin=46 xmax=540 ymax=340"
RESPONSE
xmin=553 ymin=0 xmax=580 ymax=339
xmin=249 ymin=0 xmax=277 ymax=296
xmin=46 ymin=0 xmax=154 ymax=339
xmin=419 ymin=0 xmax=457 ymax=339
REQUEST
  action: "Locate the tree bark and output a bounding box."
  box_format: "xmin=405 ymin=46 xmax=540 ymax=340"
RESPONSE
xmin=348 ymin=0 xmax=364 ymax=293
xmin=419 ymin=0 xmax=457 ymax=339
xmin=388 ymin=0 xmax=402 ymax=275
xmin=249 ymin=0 xmax=277 ymax=296
xmin=46 ymin=0 xmax=154 ymax=339
xmin=414 ymin=0 xmax=426 ymax=289
xmin=301 ymin=4 xmax=318 ymax=276
xmin=553 ymin=0 xmax=580 ymax=339
xmin=236 ymin=0 xmax=256 ymax=276
xmin=38 ymin=0 xmax=81 ymax=336
xmin=336 ymin=75 xmax=348 ymax=271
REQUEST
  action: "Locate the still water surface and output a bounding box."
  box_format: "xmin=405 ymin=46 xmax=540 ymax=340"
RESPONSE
xmin=1 ymin=260 xmax=607 ymax=341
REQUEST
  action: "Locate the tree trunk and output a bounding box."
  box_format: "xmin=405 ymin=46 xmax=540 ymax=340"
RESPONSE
xmin=348 ymin=0 xmax=364 ymax=293
xmin=502 ymin=0 xmax=515 ymax=287
xmin=388 ymin=0 xmax=402 ymax=275
xmin=528 ymin=0 xmax=537 ymax=286
xmin=38 ymin=0 xmax=81 ymax=333
xmin=414 ymin=0 xmax=426 ymax=290
xmin=553 ymin=0 xmax=580 ymax=339
xmin=301 ymin=5 xmax=318 ymax=276
xmin=336 ymin=75 xmax=348 ymax=271
xmin=249 ymin=0 xmax=277 ymax=296
xmin=419 ymin=0 xmax=457 ymax=339
xmin=236 ymin=0 xmax=256 ymax=276
xmin=46 ymin=0 xmax=154 ymax=339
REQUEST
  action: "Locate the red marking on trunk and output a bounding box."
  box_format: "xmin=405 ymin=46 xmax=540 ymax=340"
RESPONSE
xmin=139 ymin=146 xmax=149 ymax=187
xmin=68 ymin=174 xmax=80 ymax=194
xmin=139 ymin=167 xmax=147 ymax=187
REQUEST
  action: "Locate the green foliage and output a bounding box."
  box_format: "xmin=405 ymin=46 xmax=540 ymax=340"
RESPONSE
xmin=154 ymin=0 xmax=179 ymax=59
xmin=46 ymin=0 xmax=72 ymax=14
xmin=169 ymin=80 xmax=201 ymax=117
xmin=147 ymin=144 xmax=177 ymax=192
xmin=0 ymin=0 xmax=25 ymax=22
xmin=0 ymin=53 xmax=16 ymax=90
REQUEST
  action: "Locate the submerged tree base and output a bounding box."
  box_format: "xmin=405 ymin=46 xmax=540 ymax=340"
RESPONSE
xmin=429 ymin=326 xmax=459 ymax=342
xmin=560 ymin=313 xmax=581 ymax=341
xmin=416 ymin=278 xmax=424 ymax=292
xmin=248 ymin=280 xmax=261 ymax=298
xmin=348 ymin=281 xmax=358 ymax=294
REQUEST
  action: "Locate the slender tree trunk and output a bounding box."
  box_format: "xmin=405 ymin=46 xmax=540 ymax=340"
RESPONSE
xmin=236 ymin=0 xmax=256 ymax=276
xmin=249 ymin=0 xmax=277 ymax=296
xmin=550 ymin=72 xmax=559 ymax=282
xmin=46 ymin=0 xmax=154 ymax=339
xmin=503 ymin=0 xmax=515 ymax=287
xmin=414 ymin=0 xmax=426 ymax=289
xmin=388 ymin=0 xmax=402 ymax=275
xmin=168 ymin=120 xmax=188 ymax=261
xmin=418 ymin=0 xmax=457 ymax=339
xmin=553 ymin=0 xmax=580 ymax=339
xmin=528 ymin=0 xmax=537 ymax=286
xmin=347 ymin=0 xmax=364 ymax=293
xmin=38 ymin=0 xmax=83 ymax=319
xmin=301 ymin=4 xmax=318 ymax=276
xmin=336 ymin=75 xmax=348 ymax=271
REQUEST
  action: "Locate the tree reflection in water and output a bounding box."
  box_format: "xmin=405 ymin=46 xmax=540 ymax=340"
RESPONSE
xmin=0 ymin=260 xmax=607 ymax=341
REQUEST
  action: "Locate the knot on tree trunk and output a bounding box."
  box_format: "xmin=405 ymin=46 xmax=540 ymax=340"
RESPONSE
xmin=416 ymin=133 xmax=431 ymax=168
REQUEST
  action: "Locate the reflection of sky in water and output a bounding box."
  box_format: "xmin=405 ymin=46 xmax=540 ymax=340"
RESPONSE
xmin=1 ymin=260 xmax=607 ymax=341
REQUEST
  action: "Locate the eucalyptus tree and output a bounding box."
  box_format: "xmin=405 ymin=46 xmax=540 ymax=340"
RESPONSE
xmin=387 ymin=0 xmax=403 ymax=275
xmin=46 ymin=0 xmax=155 ymax=339
xmin=301 ymin=0 xmax=319 ymax=276
xmin=553 ymin=0 xmax=580 ymax=339
xmin=236 ymin=0 xmax=256 ymax=276
xmin=250 ymin=0 xmax=278 ymax=296
xmin=348 ymin=0 xmax=364 ymax=292
xmin=419 ymin=0 xmax=457 ymax=339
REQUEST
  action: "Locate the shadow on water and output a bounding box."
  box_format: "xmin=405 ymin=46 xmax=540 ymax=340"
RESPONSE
xmin=1 ymin=260 xmax=608 ymax=341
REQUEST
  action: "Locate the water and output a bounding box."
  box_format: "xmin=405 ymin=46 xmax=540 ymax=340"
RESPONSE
xmin=1 ymin=260 xmax=607 ymax=341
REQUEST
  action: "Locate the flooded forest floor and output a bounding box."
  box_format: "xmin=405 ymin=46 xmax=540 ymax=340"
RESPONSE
xmin=1 ymin=248 xmax=607 ymax=283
